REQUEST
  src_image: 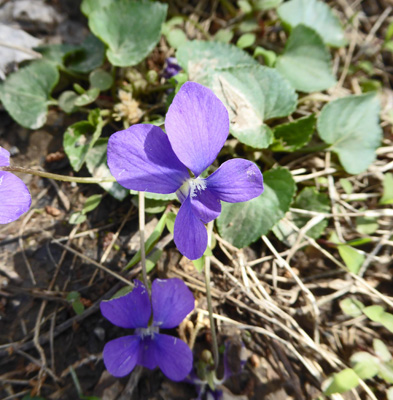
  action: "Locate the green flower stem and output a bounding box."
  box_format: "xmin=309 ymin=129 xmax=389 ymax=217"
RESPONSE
xmin=205 ymin=221 xmax=219 ymax=371
xmin=297 ymin=143 xmax=330 ymax=154
xmin=139 ymin=191 xmax=150 ymax=295
xmin=0 ymin=166 xmax=116 ymax=184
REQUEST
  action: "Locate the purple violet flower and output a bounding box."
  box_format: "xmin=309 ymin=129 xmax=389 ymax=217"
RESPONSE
xmin=0 ymin=147 xmax=31 ymax=224
xmin=100 ymin=278 xmax=194 ymax=381
xmin=163 ymin=57 xmax=182 ymax=79
xmin=107 ymin=82 xmax=264 ymax=260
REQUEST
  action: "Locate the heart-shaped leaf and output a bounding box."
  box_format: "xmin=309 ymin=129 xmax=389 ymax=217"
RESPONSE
xmin=276 ymin=25 xmax=336 ymax=93
xmin=209 ymin=65 xmax=297 ymax=148
xmin=317 ymin=93 xmax=382 ymax=174
xmin=177 ymin=40 xmax=257 ymax=85
xmin=0 ymin=60 xmax=59 ymax=129
xmin=277 ymin=0 xmax=347 ymax=47
xmin=217 ymin=168 xmax=296 ymax=248
xmin=87 ymin=0 xmax=167 ymax=67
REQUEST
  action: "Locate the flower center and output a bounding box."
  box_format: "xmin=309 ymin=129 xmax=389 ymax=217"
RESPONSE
xmin=176 ymin=177 xmax=207 ymax=202
xmin=135 ymin=326 xmax=159 ymax=339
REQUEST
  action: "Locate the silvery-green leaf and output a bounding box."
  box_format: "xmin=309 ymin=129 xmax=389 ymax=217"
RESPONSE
xmin=276 ymin=25 xmax=336 ymax=93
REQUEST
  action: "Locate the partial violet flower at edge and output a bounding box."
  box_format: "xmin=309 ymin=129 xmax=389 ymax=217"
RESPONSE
xmin=100 ymin=278 xmax=194 ymax=381
xmin=107 ymin=81 xmax=264 ymax=260
xmin=0 ymin=147 xmax=31 ymax=224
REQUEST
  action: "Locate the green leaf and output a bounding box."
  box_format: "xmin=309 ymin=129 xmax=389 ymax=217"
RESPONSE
xmin=276 ymin=25 xmax=336 ymax=93
xmin=324 ymin=368 xmax=359 ymax=396
xmin=339 ymin=298 xmax=364 ymax=317
xmin=58 ymin=90 xmax=79 ymax=114
xmin=217 ymin=168 xmax=296 ymax=248
xmin=253 ymin=46 xmax=277 ymax=67
xmin=132 ymin=197 xmax=167 ymax=214
xmin=317 ymin=93 xmax=382 ymax=174
xmin=166 ymin=28 xmax=188 ymax=49
xmin=338 ymin=244 xmax=365 ymax=274
xmin=214 ymin=29 xmax=234 ymax=43
xmin=374 ymin=339 xmax=392 ymax=362
xmin=87 ymin=0 xmax=167 ymax=67
xmin=210 ymin=65 xmax=297 ymax=148
xmin=81 ymin=0 xmax=112 ymax=16
xmin=177 ymin=40 xmax=257 ymax=85
xmin=63 ymin=122 xmax=94 ymax=172
xmin=388 ymin=387 xmax=393 ymax=400
xmin=192 ymin=256 xmax=205 ymax=273
xmin=340 ymin=178 xmax=353 ymax=194
xmin=237 ymin=33 xmax=256 ymax=49
xmin=146 ymin=248 xmax=163 ymax=273
xmin=65 ymin=34 xmax=105 ymax=74
xmin=124 ymin=213 xmax=168 ymax=270
xmin=72 ymin=299 xmax=85 ymax=315
xmin=69 ymin=212 xmax=87 ymax=225
xmin=363 ymin=305 xmax=385 ymax=322
xmin=379 ymin=363 xmax=393 ymax=384
xmin=277 ymin=0 xmax=347 ymax=47
xmin=89 ymin=69 xmax=113 ymax=91
xmin=36 ymin=43 xmax=78 ymax=66
xmin=255 ymin=0 xmax=282 ymax=10
xmin=271 ymin=114 xmax=316 ymax=152
xmin=83 ymin=194 xmax=103 ymax=214
xmin=165 ymin=212 xmax=176 ymax=234
xmin=356 ymin=216 xmax=378 ymax=235
xmin=350 ymin=352 xmax=380 ymax=380
xmin=74 ymin=88 xmax=100 ymax=106
xmin=292 ymin=187 xmax=329 ymax=239
xmin=85 ymin=139 xmax=129 ymax=201
xmin=380 ymin=173 xmax=393 ymax=205
xmin=0 ymin=60 xmax=59 ymax=129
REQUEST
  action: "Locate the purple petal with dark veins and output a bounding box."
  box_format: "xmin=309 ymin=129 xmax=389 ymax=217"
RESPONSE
xmin=100 ymin=280 xmax=151 ymax=329
xmin=0 ymin=147 xmax=10 ymax=166
xmin=205 ymin=159 xmax=263 ymax=203
xmin=103 ymin=335 xmax=141 ymax=377
xmin=190 ymin=185 xmax=221 ymax=224
xmin=0 ymin=171 xmax=31 ymax=224
xmin=153 ymin=333 xmax=193 ymax=381
xmin=165 ymin=82 xmax=229 ymax=177
xmin=151 ymin=278 xmax=195 ymax=329
xmin=107 ymin=124 xmax=189 ymax=193
xmin=174 ymin=194 xmax=207 ymax=260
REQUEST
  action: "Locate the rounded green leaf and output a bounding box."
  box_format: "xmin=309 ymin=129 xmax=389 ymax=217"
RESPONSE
xmin=0 ymin=60 xmax=59 ymax=129
xmin=276 ymin=25 xmax=336 ymax=93
xmin=350 ymin=352 xmax=380 ymax=380
xmin=217 ymin=168 xmax=296 ymax=248
xmin=317 ymin=93 xmax=382 ymax=174
xmin=87 ymin=0 xmax=168 ymax=67
xmin=324 ymin=368 xmax=359 ymax=396
xmin=89 ymin=69 xmax=113 ymax=90
xmin=210 ymin=65 xmax=297 ymax=148
xmin=277 ymin=0 xmax=347 ymax=47
xmin=176 ymin=40 xmax=257 ymax=85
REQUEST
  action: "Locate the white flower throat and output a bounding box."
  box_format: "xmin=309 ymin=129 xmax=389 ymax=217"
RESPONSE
xmin=176 ymin=177 xmax=207 ymax=203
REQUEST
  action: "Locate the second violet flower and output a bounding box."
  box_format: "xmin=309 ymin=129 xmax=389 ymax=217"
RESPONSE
xmin=107 ymin=82 xmax=264 ymax=260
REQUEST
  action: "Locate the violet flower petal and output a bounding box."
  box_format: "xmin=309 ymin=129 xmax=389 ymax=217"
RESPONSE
xmin=0 ymin=171 xmax=31 ymax=224
xmin=153 ymin=333 xmax=193 ymax=381
xmin=165 ymin=82 xmax=229 ymax=177
xmin=138 ymin=336 xmax=158 ymax=370
xmin=190 ymin=186 xmax=221 ymax=224
xmin=103 ymin=335 xmax=141 ymax=377
xmin=108 ymin=124 xmax=189 ymax=193
xmin=174 ymin=194 xmax=208 ymax=260
xmin=205 ymin=159 xmax=263 ymax=203
xmin=0 ymin=147 xmax=10 ymax=166
xmin=152 ymin=278 xmax=195 ymax=329
xmin=100 ymin=280 xmax=151 ymax=329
